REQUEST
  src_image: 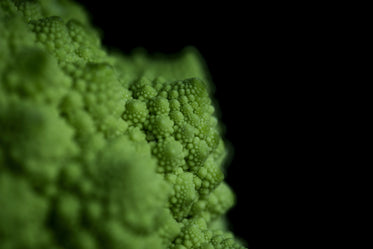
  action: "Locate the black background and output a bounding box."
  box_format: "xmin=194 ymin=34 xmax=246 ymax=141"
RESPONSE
xmin=74 ymin=1 xmax=305 ymax=248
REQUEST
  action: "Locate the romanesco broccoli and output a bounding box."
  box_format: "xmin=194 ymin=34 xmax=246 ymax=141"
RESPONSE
xmin=0 ymin=0 xmax=247 ymax=248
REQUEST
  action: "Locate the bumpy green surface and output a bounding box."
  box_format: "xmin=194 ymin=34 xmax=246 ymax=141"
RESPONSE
xmin=0 ymin=0 xmax=246 ymax=248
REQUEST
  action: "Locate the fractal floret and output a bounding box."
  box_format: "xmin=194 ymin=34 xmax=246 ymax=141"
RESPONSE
xmin=0 ymin=0 xmax=246 ymax=248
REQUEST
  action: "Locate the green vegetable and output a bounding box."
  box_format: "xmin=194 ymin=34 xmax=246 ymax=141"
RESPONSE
xmin=0 ymin=0 xmax=246 ymax=248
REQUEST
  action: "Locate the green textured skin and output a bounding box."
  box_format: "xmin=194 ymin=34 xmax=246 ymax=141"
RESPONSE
xmin=0 ymin=0 xmax=246 ymax=248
